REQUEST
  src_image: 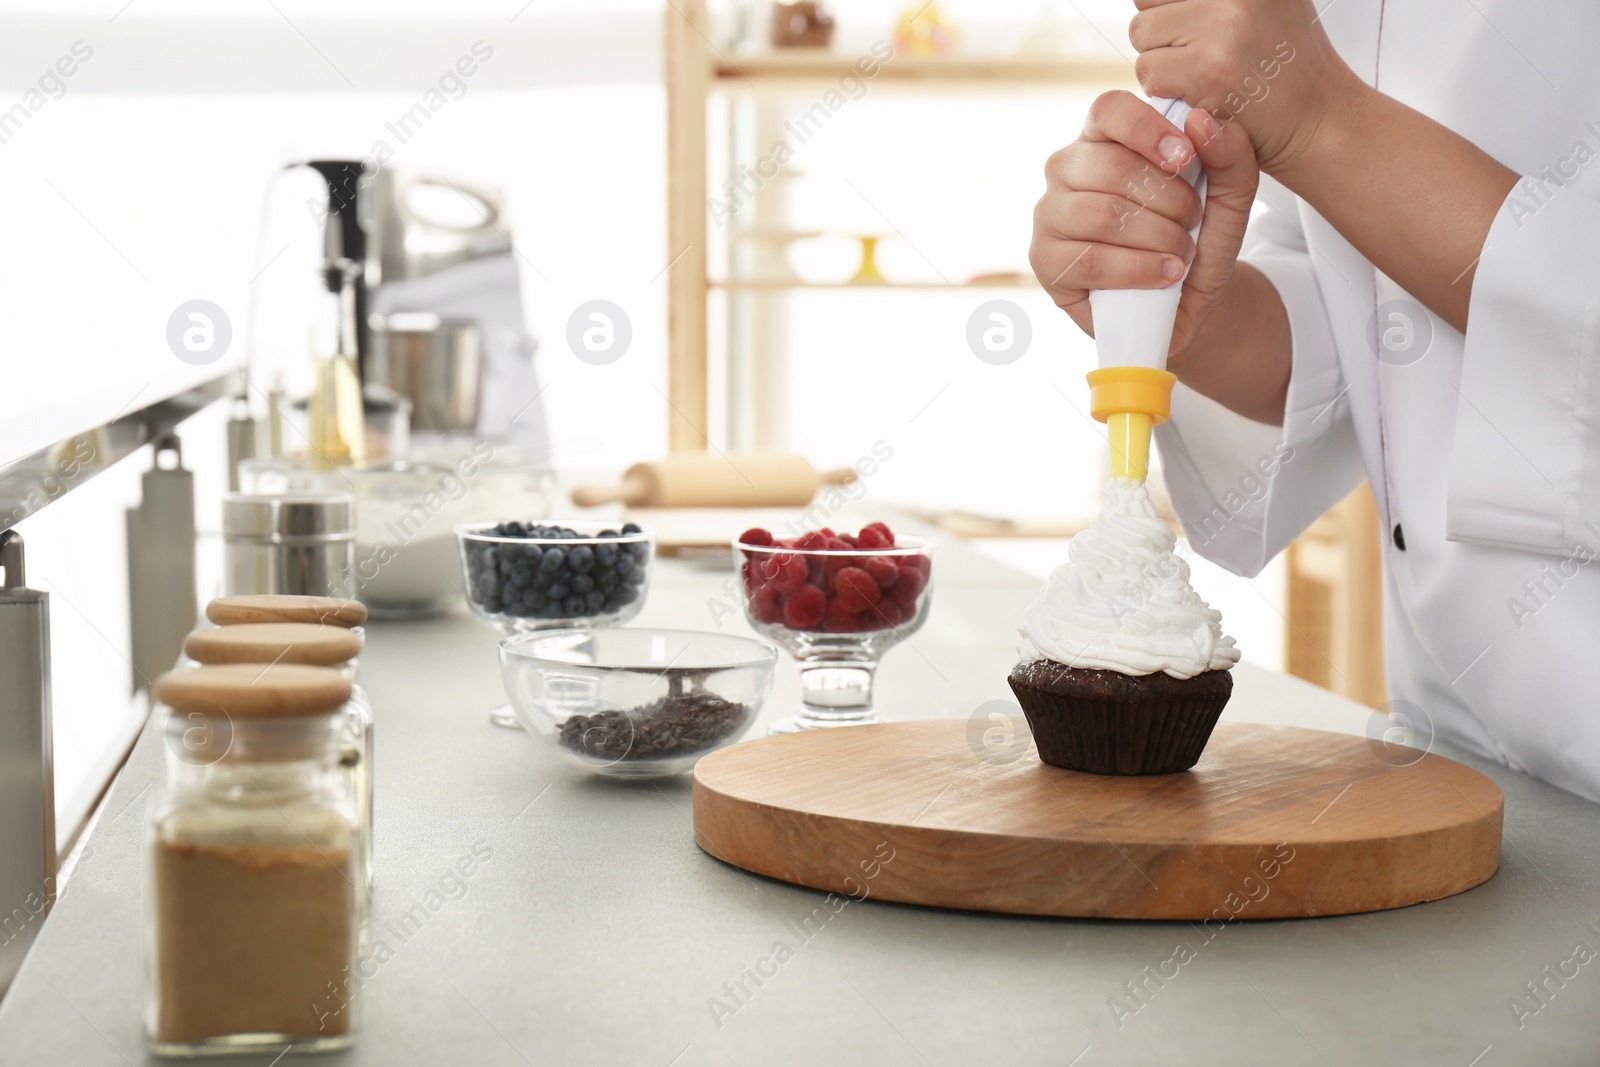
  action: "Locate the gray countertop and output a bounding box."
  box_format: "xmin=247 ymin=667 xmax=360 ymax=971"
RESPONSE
xmin=3 ymin=538 xmax=1598 ymax=1066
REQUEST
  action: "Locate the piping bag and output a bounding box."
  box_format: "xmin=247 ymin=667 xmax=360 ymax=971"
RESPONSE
xmin=1087 ymin=96 xmax=1206 ymax=483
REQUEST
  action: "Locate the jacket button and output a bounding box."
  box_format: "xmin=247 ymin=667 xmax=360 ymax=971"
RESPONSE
xmin=1393 ymin=524 xmax=1406 ymax=551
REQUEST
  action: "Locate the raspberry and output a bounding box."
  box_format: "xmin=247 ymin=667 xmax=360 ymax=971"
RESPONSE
xmin=860 ymin=556 xmax=900 ymax=590
xmin=868 ymin=599 xmax=905 ymax=629
xmin=756 ymin=551 xmax=807 ymax=591
xmin=740 ymin=527 xmax=775 ymax=547
xmin=819 ymin=527 xmax=836 ymax=538
xmin=857 ymin=522 xmax=895 ymax=549
xmin=889 ymin=564 xmax=927 ymax=606
xmin=741 ymin=559 xmax=760 ymax=593
xmin=838 ymin=532 xmax=859 ymax=547
xmin=751 ymin=584 xmax=785 ymax=624
xmin=833 ymin=567 xmax=881 ymax=612
xmin=900 ymin=553 xmax=931 ymax=576
xmin=822 ymin=539 xmax=857 ymax=580
xmin=795 ymin=530 xmax=830 ymax=550
xmin=783 ymin=584 xmax=827 ymax=628
xmin=823 ymin=599 xmax=861 ymax=633
xmin=806 ymin=558 xmax=825 ymax=586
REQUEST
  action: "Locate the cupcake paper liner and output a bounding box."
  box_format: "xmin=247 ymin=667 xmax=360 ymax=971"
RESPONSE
xmin=1007 ymin=664 xmax=1232 ymax=775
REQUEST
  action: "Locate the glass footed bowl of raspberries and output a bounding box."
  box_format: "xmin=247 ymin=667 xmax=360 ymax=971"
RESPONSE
xmin=457 ymin=520 xmax=655 ymax=726
xmin=734 ymin=521 xmax=935 ymax=734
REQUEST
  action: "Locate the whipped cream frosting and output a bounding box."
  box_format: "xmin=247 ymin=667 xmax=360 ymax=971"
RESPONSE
xmin=1018 ymin=479 xmax=1239 ymax=679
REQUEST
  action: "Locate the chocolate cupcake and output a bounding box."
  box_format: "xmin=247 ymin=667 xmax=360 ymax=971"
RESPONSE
xmin=1008 ymin=660 xmax=1232 ymax=774
xmin=1011 ymin=479 xmax=1239 ymax=775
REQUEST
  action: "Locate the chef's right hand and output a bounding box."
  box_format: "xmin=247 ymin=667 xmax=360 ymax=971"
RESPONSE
xmin=1029 ymin=90 xmax=1260 ymax=359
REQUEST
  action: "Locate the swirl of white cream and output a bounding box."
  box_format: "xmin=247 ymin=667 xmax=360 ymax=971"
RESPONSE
xmin=1018 ymin=480 xmax=1239 ymax=679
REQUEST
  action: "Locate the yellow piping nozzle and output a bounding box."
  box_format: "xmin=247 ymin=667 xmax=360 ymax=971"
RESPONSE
xmin=1087 ymin=366 xmax=1177 ymax=483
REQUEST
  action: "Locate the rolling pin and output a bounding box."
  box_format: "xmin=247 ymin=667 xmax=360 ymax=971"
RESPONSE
xmin=571 ymin=453 xmax=857 ymax=508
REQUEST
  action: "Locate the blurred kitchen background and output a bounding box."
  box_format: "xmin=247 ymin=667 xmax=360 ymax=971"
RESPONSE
xmin=0 ymin=0 xmax=1382 ymax=864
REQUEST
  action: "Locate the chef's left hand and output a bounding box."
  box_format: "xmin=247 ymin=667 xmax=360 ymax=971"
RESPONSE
xmin=1128 ymin=0 xmax=1367 ymax=177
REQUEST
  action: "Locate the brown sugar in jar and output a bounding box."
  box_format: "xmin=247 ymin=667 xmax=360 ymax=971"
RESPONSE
xmin=147 ymin=665 xmax=360 ymax=1056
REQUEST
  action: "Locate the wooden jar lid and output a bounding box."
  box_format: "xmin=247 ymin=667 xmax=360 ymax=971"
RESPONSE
xmin=185 ymin=623 xmax=362 ymax=667
xmin=206 ymin=595 xmax=368 ymax=628
xmin=154 ymin=664 xmax=352 ymax=717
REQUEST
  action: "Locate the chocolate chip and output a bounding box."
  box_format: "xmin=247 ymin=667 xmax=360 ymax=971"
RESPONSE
xmin=558 ymin=692 xmax=750 ymax=762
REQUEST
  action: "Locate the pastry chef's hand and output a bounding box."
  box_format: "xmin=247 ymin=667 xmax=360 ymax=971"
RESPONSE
xmin=1029 ymin=90 xmax=1259 ymax=359
xmin=1128 ymin=0 xmax=1363 ymax=176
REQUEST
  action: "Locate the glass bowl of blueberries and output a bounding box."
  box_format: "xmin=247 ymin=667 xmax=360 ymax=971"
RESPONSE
xmin=456 ymin=521 xmax=655 ymax=635
xmin=457 ymin=520 xmax=655 ymax=727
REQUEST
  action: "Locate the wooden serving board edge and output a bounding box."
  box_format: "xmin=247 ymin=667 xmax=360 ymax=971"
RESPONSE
xmin=691 ymin=762 xmax=1505 ymax=921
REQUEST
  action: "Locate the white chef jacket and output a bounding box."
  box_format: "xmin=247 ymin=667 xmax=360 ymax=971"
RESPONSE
xmin=1153 ymin=0 xmax=1600 ymax=802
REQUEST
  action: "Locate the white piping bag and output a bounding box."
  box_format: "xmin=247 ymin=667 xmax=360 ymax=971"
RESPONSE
xmin=1086 ymin=96 xmax=1206 ymax=482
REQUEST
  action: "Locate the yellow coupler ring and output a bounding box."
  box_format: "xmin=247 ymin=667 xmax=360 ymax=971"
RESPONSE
xmin=1086 ymin=366 xmax=1177 ymax=424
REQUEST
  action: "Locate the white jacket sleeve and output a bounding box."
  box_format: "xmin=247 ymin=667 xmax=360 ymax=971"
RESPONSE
xmin=1154 ymin=177 xmax=1367 ymax=578
xmin=1446 ymin=181 xmax=1600 ymax=556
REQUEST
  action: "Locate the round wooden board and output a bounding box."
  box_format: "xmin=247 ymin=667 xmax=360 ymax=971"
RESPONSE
xmin=691 ymin=720 xmax=1504 ymax=920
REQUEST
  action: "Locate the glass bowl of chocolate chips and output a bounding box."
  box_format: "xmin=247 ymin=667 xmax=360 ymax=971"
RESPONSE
xmin=499 ymin=628 xmax=778 ymax=777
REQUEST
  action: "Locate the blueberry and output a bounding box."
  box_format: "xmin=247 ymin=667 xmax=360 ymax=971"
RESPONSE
xmin=540 ymin=547 xmax=566 ymax=572
xmin=629 ymin=541 xmax=650 ymax=560
xmin=585 ymin=590 xmax=606 ymax=612
xmin=568 ymin=545 xmax=594 ymax=572
xmin=478 ymin=545 xmax=498 ymax=567
xmin=498 ymin=558 xmax=517 ymax=579
xmin=622 ymin=522 xmax=642 ymax=534
xmin=614 ymin=555 xmax=635 ymax=576
xmin=595 ymin=543 xmax=618 ymax=567
xmin=519 ymin=543 xmax=543 ymax=565
xmin=521 ymin=588 xmax=545 ymax=609
xmin=624 ymin=566 xmax=647 ymax=586
xmin=570 ymin=573 xmax=595 ymax=594
xmin=482 ymin=594 xmax=503 ymax=613
xmin=509 ymin=562 xmax=533 ymax=588
xmin=563 ymin=594 xmax=586 ymax=615
xmin=615 ymin=586 xmax=639 ymax=605
xmin=599 ymin=529 xmax=619 ymax=539
xmin=596 ymin=571 xmax=618 ymax=592
xmin=546 ymin=582 xmax=569 ymax=600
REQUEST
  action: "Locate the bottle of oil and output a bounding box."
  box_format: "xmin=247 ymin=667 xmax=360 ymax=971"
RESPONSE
xmin=307 ymin=262 xmax=366 ymax=470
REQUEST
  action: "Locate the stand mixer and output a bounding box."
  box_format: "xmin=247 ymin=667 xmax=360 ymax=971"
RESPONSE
xmin=1086 ymin=97 xmax=1205 ymax=483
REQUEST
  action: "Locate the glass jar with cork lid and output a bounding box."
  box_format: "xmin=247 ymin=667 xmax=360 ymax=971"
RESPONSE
xmin=187 ymin=597 xmax=374 ymax=892
xmin=146 ymin=664 xmax=361 ymax=1056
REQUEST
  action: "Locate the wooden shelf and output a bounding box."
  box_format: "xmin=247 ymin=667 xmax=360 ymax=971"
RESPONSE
xmin=715 ymin=52 xmax=1132 ymax=87
xmin=713 ymin=276 xmax=1034 ymax=290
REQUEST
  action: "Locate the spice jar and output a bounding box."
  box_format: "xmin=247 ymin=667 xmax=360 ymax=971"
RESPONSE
xmin=183 ymin=619 xmax=374 ymax=893
xmin=147 ymin=665 xmax=360 ymax=1056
